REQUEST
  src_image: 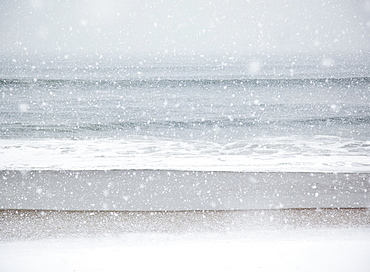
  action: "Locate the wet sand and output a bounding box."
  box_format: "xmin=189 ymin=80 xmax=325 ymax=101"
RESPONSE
xmin=1 ymin=170 xmax=370 ymax=211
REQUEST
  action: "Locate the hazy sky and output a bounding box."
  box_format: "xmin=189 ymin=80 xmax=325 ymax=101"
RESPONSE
xmin=0 ymin=0 xmax=369 ymax=57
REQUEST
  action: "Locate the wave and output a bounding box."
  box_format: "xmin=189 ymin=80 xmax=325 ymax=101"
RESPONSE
xmin=1 ymin=136 xmax=369 ymax=172
xmin=298 ymin=116 xmax=370 ymax=125
xmin=2 ymin=115 xmax=370 ymax=139
xmin=1 ymin=76 xmax=369 ymax=88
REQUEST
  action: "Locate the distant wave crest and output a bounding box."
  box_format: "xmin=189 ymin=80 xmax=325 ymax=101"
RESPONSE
xmin=2 ymin=115 xmax=370 ymax=132
xmin=1 ymin=76 xmax=370 ymax=88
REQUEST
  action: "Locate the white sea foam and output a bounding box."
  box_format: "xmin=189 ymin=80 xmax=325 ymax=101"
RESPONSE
xmin=1 ymin=135 xmax=369 ymax=172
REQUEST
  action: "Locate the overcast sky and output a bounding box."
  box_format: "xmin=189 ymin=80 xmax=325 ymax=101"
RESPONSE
xmin=0 ymin=0 xmax=369 ymax=57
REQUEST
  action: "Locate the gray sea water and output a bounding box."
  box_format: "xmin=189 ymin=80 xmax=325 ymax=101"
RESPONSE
xmin=1 ymin=54 xmax=370 ymax=171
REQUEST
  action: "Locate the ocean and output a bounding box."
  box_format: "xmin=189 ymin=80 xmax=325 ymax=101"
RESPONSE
xmin=1 ymin=55 xmax=370 ymax=272
xmin=1 ymin=54 xmax=369 ymax=172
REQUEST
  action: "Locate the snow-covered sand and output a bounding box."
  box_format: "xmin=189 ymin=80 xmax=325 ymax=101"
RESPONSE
xmin=1 ymin=229 xmax=370 ymax=272
xmin=1 ymin=209 xmax=370 ymax=272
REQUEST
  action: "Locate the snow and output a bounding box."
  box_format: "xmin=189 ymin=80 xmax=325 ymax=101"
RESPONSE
xmin=1 ymin=1 xmax=369 ymax=270
xmin=1 ymin=209 xmax=370 ymax=271
xmin=1 ymin=228 xmax=369 ymax=272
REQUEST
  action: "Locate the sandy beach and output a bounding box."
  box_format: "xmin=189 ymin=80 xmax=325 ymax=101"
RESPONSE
xmin=0 ymin=208 xmax=369 ymax=241
xmin=1 ymin=170 xmax=369 ymax=271
xmin=1 ymin=208 xmax=370 ymax=272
